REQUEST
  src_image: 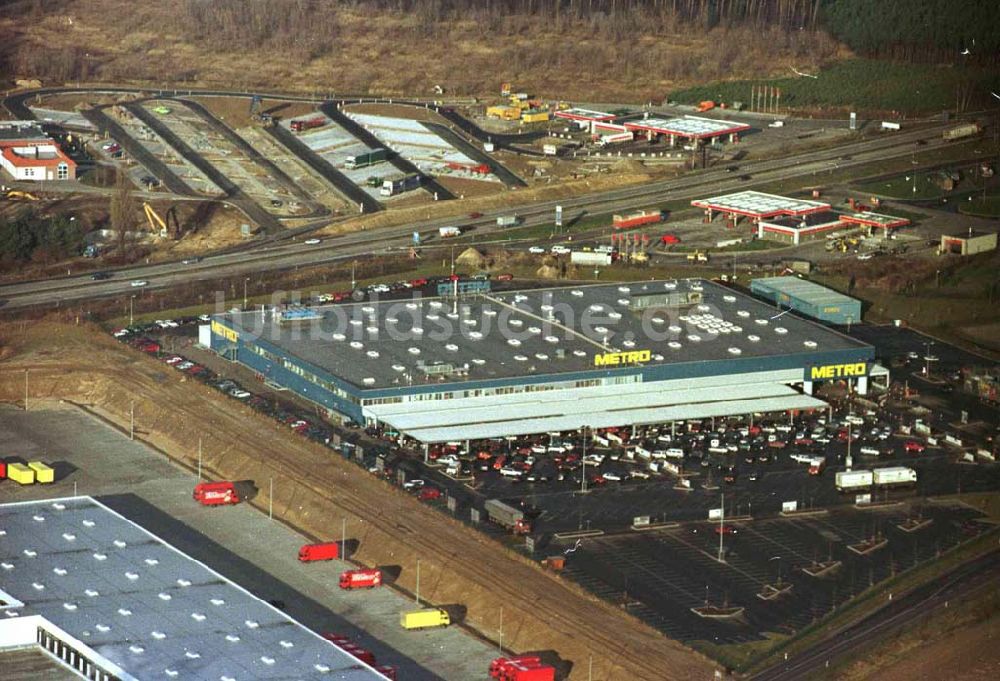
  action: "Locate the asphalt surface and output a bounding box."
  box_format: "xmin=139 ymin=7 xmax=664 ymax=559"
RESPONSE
xmin=265 ymin=123 xmax=383 ymax=213
xmin=80 ymin=107 xmax=195 ymax=196
xmin=751 ymin=548 xmax=1000 ymax=680
xmin=421 ymin=120 xmax=527 ymax=187
xmin=320 ymin=102 xmax=457 ymax=201
xmin=122 ymin=101 xmax=284 ymax=234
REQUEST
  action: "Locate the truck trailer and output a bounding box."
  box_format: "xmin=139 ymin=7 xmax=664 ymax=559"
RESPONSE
xmin=27 ymin=461 xmax=54 ymax=484
xmin=872 ymin=466 xmax=917 ymax=487
xmin=570 ymin=251 xmax=613 ymax=266
xmin=496 ymin=215 xmax=520 ymax=227
xmin=835 ymin=470 xmax=873 ymax=492
xmin=298 ymin=542 xmax=340 ymax=562
xmin=942 ymin=123 xmax=981 ymax=141
xmin=400 ymin=608 xmax=450 ymax=630
xmin=490 ymin=656 xmax=556 ymax=681
xmin=339 ymin=568 xmax=383 ymax=589
xmin=438 ymin=226 xmax=462 ymax=238
xmin=484 ymin=499 xmax=533 ymax=535
xmin=613 ymin=209 xmax=663 ymax=229
xmin=345 ymin=148 xmax=388 ymax=169
xmin=290 ymin=117 xmax=326 ymax=133
xmin=7 ymin=463 xmax=35 ymax=485
xmin=381 ymin=174 xmax=421 ymax=197
xmin=193 ymin=481 xmax=241 ymax=506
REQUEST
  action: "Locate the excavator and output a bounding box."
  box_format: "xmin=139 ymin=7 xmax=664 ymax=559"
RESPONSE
xmin=142 ymin=202 xmax=180 ymax=239
xmin=4 ymin=190 xmax=39 ymax=201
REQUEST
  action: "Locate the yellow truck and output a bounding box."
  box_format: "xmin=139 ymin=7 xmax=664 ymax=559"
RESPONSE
xmin=521 ymin=110 xmax=550 ymax=123
xmin=28 ymin=461 xmax=54 ymax=484
xmin=400 ymin=608 xmax=450 ymax=630
xmin=7 ymin=463 xmax=36 ymax=485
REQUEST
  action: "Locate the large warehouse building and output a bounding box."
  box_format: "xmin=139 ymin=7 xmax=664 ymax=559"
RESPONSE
xmin=208 ymin=280 xmax=884 ymax=443
xmin=0 ymin=497 xmax=390 ymax=681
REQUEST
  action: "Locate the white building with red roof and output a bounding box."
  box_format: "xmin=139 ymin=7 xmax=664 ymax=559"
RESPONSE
xmin=0 ymin=121 xmax=76 ymax=181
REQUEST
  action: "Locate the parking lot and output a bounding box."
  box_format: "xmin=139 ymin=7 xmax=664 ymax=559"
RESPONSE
xmin=560 ymin=502 xmax=988 ymax=645
xmin=107 ymin=305 xmax=998 ymax=657
xmin=0 ymin=403 xmax=498 ymax=680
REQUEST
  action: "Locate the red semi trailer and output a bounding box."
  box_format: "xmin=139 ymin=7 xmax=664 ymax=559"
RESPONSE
xmin=291 ymin=117 xmax=326 ymax=133
xmin=339 ymin=568 xmax=383 ymax=590
xmin=193 ymin=481 xmax=240 ymax=506
xmin=490 ymin=656 xmax=556 ymax=681
xmin=298 ymin=542 xmax=340 ymax=562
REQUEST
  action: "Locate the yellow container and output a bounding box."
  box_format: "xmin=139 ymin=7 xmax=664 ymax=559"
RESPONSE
xmin=521 ymin=111 xmax=550 ymax=123
xmin=400 ymin=608 xmax=450 ymax=630
xmin=8 ymin=463 xmax=36 ymax=485
xmin=28 ymin=461 xmax=54 ymax=484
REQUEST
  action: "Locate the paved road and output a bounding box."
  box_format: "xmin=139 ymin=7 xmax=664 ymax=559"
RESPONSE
xmin=751 ymin=547 xmax=1000 ymax=680
xmin=436 ymin=107 xmax=547 ymax=155
xmin=422 ymin=120 xmax=527 ymax=188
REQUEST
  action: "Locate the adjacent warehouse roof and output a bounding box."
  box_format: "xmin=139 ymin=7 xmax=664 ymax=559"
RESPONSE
xmin=624 ymin=116 xmax=751 ymax=139
xmin=0 ymin=497 xmax=389 ymax=680
xmin=219 ymin=279 xmax=870 ymax=391
xmin=366 ymin=377 xmax=827 ymax=443
xmin=692 ymin=191 xmax=830 ymax=219
xmin=553 ymin=108 xmax=617 ymax=123
xmin=750 ymin=277 xmax=862 ymax=325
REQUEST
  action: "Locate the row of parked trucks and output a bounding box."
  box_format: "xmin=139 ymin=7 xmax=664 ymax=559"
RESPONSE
xmin=835 ymin=466 xmax=917 ymax=492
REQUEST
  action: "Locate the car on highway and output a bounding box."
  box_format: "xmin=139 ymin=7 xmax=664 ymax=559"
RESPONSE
xmin=181 ymin=257 xmax=202 ymax=265
xmin=304 ymin=238 xmax=321 ymax=245
xmin=468 ymin=212 xmax=483 ymax=219
xmin=90 ymin=271 xmax=112 ymax=280
xmin=130 ymin=280 xmax=148 ymax=287
xmin=528 ymin=246 xmax=546 ymax=254
xmin=550 ymin=245 xmax=571 ymax=255
xmin=904 ymin=441 xmax=926 ymax=453
xmin=857 ymin=252 xmax=874 ymax=260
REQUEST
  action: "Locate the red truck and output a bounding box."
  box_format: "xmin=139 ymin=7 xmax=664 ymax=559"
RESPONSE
xmin=193 ymin=481 xmax=240 ymax=506
xmin=340 ymin=643 xmax=376 ymax=665
xmin=660 ymin=233 xmax=680 ymax=245
xmin=339 ymin=568 xmax=382 ymax=590
xmin=418 ymin=487 xmax=442 ymax=502
xmin=490 ymin=656 xmax=555 ymax=681
xmin=290 ymin=117 xmax=325 ymax=133
xmin=298 ymin=542 xmax=340 ymax=562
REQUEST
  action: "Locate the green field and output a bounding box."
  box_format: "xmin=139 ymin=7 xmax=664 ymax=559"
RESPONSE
xmin=670 ymin=59 xmax=1000 ymax=114
xmin=958 ymin=192 xmax=1000 ymax=218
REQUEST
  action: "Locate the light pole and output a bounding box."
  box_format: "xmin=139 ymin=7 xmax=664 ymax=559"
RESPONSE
xmin=23 ymin=369 xmax=28 ymax=411
xmin=580 ymin=425 xmax=589 ymax=494
xmin=243 ymin=277 xmax=250 ymax=309
xmin=129 ymin=400 xmax=135 ymax=440
xmin=129 ymin=294 xmax=136 ymax=327
xmin=416 ymin=559 xmax=421 ymax=607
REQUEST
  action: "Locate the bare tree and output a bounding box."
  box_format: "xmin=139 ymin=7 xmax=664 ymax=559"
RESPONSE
xmin=110 ymin=169 xmax=136 ymax=259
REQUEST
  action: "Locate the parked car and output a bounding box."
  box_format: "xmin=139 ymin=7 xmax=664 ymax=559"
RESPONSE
xmin=130 ymin=280 xmax=148 ymax=287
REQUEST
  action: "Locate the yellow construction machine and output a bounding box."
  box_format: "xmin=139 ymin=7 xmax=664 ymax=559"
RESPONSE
xmin=142 ymin=202 xmax=180 ymax=239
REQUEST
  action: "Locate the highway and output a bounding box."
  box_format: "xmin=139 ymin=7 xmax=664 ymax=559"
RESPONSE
xmin=751 ymin=547 xmax=1000 ymax=681
xmin=0 ymin=87 xmax=964 ymax=311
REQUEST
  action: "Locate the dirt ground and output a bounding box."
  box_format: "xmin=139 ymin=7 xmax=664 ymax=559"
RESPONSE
xmin=0 ymin=319 xmax=713 ymax=681
xmin=843 ymin=616 xmax=1000 ymax=681
xmin=436 ymin=176 xmax=504 ymax=199
xmin=189 ymin=96 xmax=320 ymax=130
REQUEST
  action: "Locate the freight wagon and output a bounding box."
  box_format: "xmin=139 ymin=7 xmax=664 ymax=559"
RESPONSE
xmin=612 ymin=209 xmax=663 ymax=229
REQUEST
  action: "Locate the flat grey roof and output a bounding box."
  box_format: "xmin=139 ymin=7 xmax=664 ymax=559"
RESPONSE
xmin=692 ymin=191 xmax=830 ymax=217
xmin=367 ymin=377 xmax=827 ymax=442
xmin=0 ymin=497 xmax=388 ymax=680
xmin=750 ymin=276 xmax=859 ymax=309
xmin=221 ymin=279 xmax=870 ymax=390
